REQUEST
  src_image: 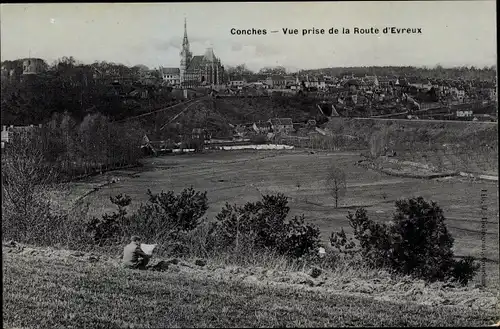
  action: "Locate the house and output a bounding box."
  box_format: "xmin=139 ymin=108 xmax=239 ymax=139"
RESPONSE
xmin=283 ymin=76 xmax=297 ymax=86
xmin=160 ymin=67 xmax=181 ymax=86
xmin=378 ymin=77 xmax=393 ymax=88
xmin=363 ymin=75 xmax=379 ymax=88
xmin=233 ymin=124 xmax=250 ymax=138
xmin=317 ymin=78 xmax=326 ymax=90
xmin=229 ymin=75 xmax=247 ymax=87
xmin=266 ymin=75 xmax=286 ymax=89
xmin=269 ymin=118 xmax=294 ymax=134
xmin=1 ymin=126 xmax=11 ymax=146
xmin=1 ymin=124 xmax=43 ymax=148
xmin=343 ymin=79 xmax=360 ymax=93
xmin=22 ymin=58 xmax=47 ymax=75
xmin=252 ymin=121 xmax=272 ymax=134
xmin=191 ymin=128 xmax=210 ymax=140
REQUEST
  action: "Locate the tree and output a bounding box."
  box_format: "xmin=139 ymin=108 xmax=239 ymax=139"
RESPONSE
xmin=258 ymin=66 xmax=287 ymax=75
xmin=330 ymin=197 xmax=480 ymax=284
xmin=326 ymin=165 xmax=347 ymax=208
xmin=226 ymin=64 xmax=254 ymax=76
xmin=1 ymin=131 xmax=58 ymax=243
xmin=207 ymin=193 xmax=321 ymax=258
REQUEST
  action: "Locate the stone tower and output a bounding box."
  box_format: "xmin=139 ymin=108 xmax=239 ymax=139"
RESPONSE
xmin=179 ymin=18 xmax=192 ymax=86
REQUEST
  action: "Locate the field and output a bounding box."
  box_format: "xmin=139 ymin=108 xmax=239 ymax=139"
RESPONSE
xmin=3 ymin=246 xmax=498 ymax=328
xmin=63 ymin=149 xmax=499 ymax=287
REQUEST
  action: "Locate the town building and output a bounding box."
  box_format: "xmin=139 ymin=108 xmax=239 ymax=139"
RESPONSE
xmin=269 ymin=118 xmax=294 ymax=134
xmin=22 ymin=58 xmax=47 ymax=75
xmin=160 ymin=67 xmax=180 ymax=86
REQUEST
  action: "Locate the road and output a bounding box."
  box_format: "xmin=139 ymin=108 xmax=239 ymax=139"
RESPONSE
xmin=353 ymin=117 xmax=498 ymax=124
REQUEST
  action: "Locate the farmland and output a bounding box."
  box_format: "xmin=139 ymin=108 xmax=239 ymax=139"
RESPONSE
xmin=63 ymin=149 xmax=499 ymax=286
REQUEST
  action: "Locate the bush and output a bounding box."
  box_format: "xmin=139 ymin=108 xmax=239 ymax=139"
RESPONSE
xmin=250 ymin=135 xmax=268 ymax=145
xmin=207 ymin=194 xmax=321 ymax=258
xmin=181 ymin=137 xmax=205 ymax=152
xmin=85 ymin=194 xmax=131 ymax=246
xmin=85 ymin=188 xmax=208 ymax=252
xmin=127 ymin=188 xmax=208 ymax=251
xmin=330 ymin=197 xmax=480 ymax=285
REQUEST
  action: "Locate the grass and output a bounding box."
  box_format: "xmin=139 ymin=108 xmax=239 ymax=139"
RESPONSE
xmin=58 ymin=149 xmax=499 ymax=287
xmin=3 ymin=250 xmax=497 ymax=328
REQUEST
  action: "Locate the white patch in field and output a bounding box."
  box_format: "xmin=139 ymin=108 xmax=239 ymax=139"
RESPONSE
xmin=140 ymin=244 xmax=157 ymax=256
xmin=50 ymin=18 xmax=56 ymax=24
xmin=376 ymin=210 xmax=385 ymax=214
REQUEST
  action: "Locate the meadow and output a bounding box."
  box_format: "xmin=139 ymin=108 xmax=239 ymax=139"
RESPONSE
xmin=3 ymin=247 xmax=497 ymax=328
xmin=64 ymin=149 xmax=499 ymax=287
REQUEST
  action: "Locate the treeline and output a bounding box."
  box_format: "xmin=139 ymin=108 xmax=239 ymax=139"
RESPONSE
xmin=3 ymin=112 xmax=145 ymax=182
xmin=299 ymin=65 xmax=497 ymax=81
xmin=224 ymin=63 xmax=497 ymax=81
xmin=1 ymin=56 xmax=171 ymax=126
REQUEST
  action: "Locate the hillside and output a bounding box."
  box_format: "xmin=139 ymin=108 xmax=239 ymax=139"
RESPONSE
xmin=3 ymin=243 xmax=498 ymax=328
xmin=324 ymin=118 xmax=499 ymax=174
xmin=139 ymin=95 xmax=324 ymax=140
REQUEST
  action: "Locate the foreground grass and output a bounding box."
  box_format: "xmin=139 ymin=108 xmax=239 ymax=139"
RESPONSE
xmin=3 ymin=251 xmax=495 ymax=328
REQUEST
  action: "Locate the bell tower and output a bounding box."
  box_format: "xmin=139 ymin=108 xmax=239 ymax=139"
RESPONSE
xmin=180 ymin=18 xmax=192 ymax=86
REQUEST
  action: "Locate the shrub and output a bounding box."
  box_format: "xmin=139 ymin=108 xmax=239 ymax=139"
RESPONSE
xmin=181 ymin=137 xmax=205 ymax=152
xmin=127 ymin=188 xmax=208 ymax=250
xmin=389 ymin=197 xmax=456 ymax=281
xmin=85 ymin=194 xmax=131 ymax=246
xmin=250 ymin=134 xmax=268 ymax=145
xmin=330 ymin=197 xmax=480 ymax=284
xmin=207 ymin=194 xmax=321 ymax=258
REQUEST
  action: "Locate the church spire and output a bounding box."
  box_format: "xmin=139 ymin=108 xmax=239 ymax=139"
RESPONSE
xmin=182 ymin=17 xmax=189 ymax=47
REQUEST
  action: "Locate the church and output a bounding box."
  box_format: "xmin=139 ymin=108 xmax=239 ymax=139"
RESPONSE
xmin=160 ymin=19 xmax=225 ymax=88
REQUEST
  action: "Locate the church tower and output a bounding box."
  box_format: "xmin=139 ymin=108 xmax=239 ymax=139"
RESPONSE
xmin=179 ymin=18 xmax=192 ymax=86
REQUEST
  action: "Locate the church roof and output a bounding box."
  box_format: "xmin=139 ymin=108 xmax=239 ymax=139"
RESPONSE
xmin=187 ymin=56 xmax=204 ymax=71
xmin=162 ymin=67 xmax=180 ymax=74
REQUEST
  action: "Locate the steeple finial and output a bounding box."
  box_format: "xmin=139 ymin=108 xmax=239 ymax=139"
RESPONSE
xmin=184 ymin=17 xmax=187 ymax=38
xmin=182 ymin=17 xmax=189 ymax=48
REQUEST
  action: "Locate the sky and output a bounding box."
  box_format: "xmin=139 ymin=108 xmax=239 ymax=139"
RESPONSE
xmin=0 ymin=2 xmax=497 ymax=72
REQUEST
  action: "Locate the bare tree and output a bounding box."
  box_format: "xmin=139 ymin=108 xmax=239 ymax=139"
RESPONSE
xmin=326 ymin=165 xmax=347 ymax=208
xmin=1 ymin=132 xmax=59 ymax=242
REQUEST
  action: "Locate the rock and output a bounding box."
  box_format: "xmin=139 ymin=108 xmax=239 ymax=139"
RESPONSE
xmin=195 ymin=259 xmax=206 ymax=267
xmin=458 ymin=297 xmax=476 ymax=307
xmin=472 ymin=297 xmax=497 ymax=309
xmin=299 ymin=279 xmax=315 ymax=287
xmin=180 ymin=262 xmax=194 ymax=268
xmin=21 ymin=248 xmax=37 ymax=256
xmin=87 ymin=255 xmax=99 ymax=262
xmin=309 ymin=267 xmax=322 ymax=279
xmin=168 ymin=265 xmax=180 ymax=273
xmin=245 ymin=275 xmax=259 ymax=282
xmin=314 ymin=280 xmax=326 ymax=287
xmin=276 ymin=276 xmax=291 ymax=283
xmin=150 ymin=260 xmax=169 ymax=271
xmin=358 ymin=284 xmax=375 ymax=294
xmin=166 ymin=258 xmax=179 ymax=265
